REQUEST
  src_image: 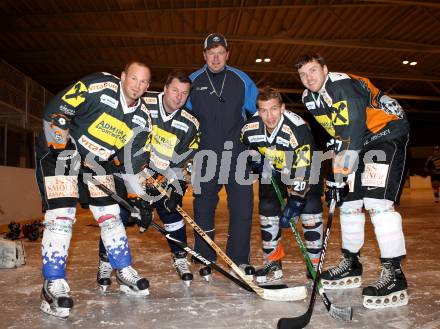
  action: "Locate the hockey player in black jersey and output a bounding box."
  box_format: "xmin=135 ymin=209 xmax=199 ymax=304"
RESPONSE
xmin=424 ymin=146 xmax=440 ymax=203
xmin=35 ymin=61 xmax=152 ymax=318
xmin=295 ymin=52 xmax=409 ymax=309
xmin=241 ymin=87 xmax=324 ymax=283
xmin=97 ymin=71 xmax=200 ymax=287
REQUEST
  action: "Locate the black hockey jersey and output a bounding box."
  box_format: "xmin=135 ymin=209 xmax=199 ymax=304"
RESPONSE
xmin=301 ymin=72 xmax=409 ymax=154
xmin=142 ymin=91 xmax=200 ymax=172
xmin=42 ymin=72 xmax=152 ymax=169
xmin=241 ymin=111 xmax=319 ymax=197
xmin=424 ymin=153 xmax=440 ymax=176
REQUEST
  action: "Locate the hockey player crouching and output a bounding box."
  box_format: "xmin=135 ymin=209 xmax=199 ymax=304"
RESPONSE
xmin=35 ymin=61 xmax=152 ymax=319
xmin=241 ymin=87 xmax=324 ymax=283
xmin=295 ymin=52 xmax=409 ymax=309
xmin=97 ymin=71 xmax=201 ymax=288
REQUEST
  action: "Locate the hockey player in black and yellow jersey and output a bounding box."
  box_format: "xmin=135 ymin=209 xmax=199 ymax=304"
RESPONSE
xmin=35 ymin=62 xmax=152 ymax=318
xmin=241 ymin=87 xmax=323 ymax=283
xmin=295 ymin=52 xmax=409 ymax=309
xmin=111 ymin=71 xmax=200 ymax=286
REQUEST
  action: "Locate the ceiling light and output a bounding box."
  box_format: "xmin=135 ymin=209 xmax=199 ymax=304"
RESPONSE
xmin=402 ymin=60 xmax=409 ymax=64
xmin=264 ymin=58 xmax=271 ymax=63
xmin=256 ymin=58 xmax=262 ymax=63
xmin=409 ymin=61 xmax=417 ymax=66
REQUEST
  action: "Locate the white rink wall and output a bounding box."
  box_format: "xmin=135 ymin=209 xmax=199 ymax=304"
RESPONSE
xmin=0 ymin=166 xmax=42 ymax=225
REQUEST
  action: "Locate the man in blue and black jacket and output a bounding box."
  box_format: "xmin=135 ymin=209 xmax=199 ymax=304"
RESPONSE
xmin=186 ymin=33 xmax=258 ymax=278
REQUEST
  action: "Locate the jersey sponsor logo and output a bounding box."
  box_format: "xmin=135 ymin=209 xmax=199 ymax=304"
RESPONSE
xmin=142 ymin=96 xmax=158 ymax=104
xmin=257 ymin=147 xmax=286 ymax=170
xmin=284 ymin=111 xmax=305 ymax=126
xmin=88 ymin=81 xmax=118 ymax=94
xmin=248 ymin=135 xmax=266 ymax=143
xmin=171 ymin=119 xmax=189 ymax=133
xmin=86 ymin=175 xmax=116 ymax=198
xmin=61 ymin=81 xmax=87 ymax=107
xmin=315 ymin=115 xmax=336 ymax=136
xmin=276 ymin=136 xmax=290 ymax=147
xmin=44 ymin=176 xmax=79 ymax=199
xmin=189 ymin=132 xmax=200 ymax=150
xmin=180 ymin=110 xmax=200 ymax=130
xmin=78 ymin=135 xmax=115 ymax=160
xmin=364 ymin=128 xmax=390 ymax=146
xmin=305 ymin=101 xmax=316 ymax=110
xmin=150 ymin=125 xmax=178 ymax=158
xmin=149 ymin=109 xmax=158 ymax=118
xmin=150 ymin=152 xmax=170 ymax=170
xmin=132 ymin=115 xmax=147 ymax=128
xmin=331 ymin=100 xmax=349 ymax=126
xmin=100 ymin=94 xmax=118 ymax=109
xmin=361 ymin=163 xmax=389 ymax=188
xmin=88 ymin=113 xmax=133 ymax=149
xmin=58 ymin=104 xmax=76 ymax=116
xmin=293 ymin=144 xmax=311 ymax=168
xmin=320 ymin=88 xmax=333 ymax=107
xmin=242 ymin=122 xmax=259 ymax=132
xmin=328 ymin=72 xmax=350 ymax=82
xmin=281 ymin=125 xmax=299 ymax=148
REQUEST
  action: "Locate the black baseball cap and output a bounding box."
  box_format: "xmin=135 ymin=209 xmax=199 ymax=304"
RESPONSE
xmin=203 ymin=33 xmax=228 ymax=50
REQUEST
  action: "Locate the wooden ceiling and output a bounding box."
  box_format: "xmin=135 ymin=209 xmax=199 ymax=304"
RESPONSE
xmin=0 ymin=0 xmax=439 ymax=131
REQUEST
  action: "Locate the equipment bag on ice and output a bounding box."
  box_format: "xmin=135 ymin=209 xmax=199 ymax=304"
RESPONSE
xmin=0 ymin=238 xmax=26 ymax=268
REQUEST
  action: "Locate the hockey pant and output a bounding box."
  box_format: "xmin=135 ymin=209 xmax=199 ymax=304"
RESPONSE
xmin=37 ymin=143 xmax=132 ymax=278
xmin=340 ymin=198 xmax=406 ymax=258
xmin=259 ymin=181 xmax=323 ymax=264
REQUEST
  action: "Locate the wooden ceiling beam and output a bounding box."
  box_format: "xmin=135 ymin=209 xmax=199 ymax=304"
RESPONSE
xmin=1 ymin=3 xmax=403 ymax=18
xmin=4 ymin=30 xmax=437 ymax=53
xmin=360 ymin=0 xmax=440 ymax=8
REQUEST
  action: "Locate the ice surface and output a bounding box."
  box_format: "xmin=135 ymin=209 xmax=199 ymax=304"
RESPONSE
xmin=0 ymin=188 xmax=439 ymax=328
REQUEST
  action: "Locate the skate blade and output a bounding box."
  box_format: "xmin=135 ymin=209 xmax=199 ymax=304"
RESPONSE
xmin=201 ymin=274 xmax=211 ymax=282
xmin=183 ymin=280 xmax=192 ymax=287
xmin=322 ymin=276 xmax=362 ymax=290
xmin=99 ymin=285 xmax=110 ymax=294
xmin=363 ymin=290 xmax=408 ymax=309
xmin=256 ymin=271 xmax=283 ymax=284
xmin=119 ymin=285 xmax=150 ymax=297
xmin=40 ymin=300 xmax=69 ymax=319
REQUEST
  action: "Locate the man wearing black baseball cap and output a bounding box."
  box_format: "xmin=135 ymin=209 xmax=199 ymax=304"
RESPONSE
xmin=186 ymin=33 xmax=258 ymax=280
xmin=203 ymin=33 xmax=228 ymax=50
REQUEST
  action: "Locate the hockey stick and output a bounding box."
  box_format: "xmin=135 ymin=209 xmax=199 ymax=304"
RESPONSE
xmin=145 ymin=175 xmax=307 ymax=302
xmin=277 ymin=198 xmax=337 ymax=329
xmin=271 ymin=178 xmax=352 ymax=322
xmin=86 ymin=175 xmax=285 ymax=293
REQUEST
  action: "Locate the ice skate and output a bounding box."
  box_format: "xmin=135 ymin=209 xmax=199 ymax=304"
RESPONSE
xmin=97 ymin=253 xmax=113 ymax=293
xmin=116 ymin=266 xmax=149 ymax=296
xmin=173 ymin=251 xmax=193 ymax=287
xmin=230 ymin=264 xmax=256 ymax=281
xmin=362 ymin=261 xmax=408 ymax=309
xmin=321 ymin=253 xmax=363 ymax=289
xmin=199 ymin=265 xmax=212 ymax=282
xmin=255 ymin=260 xmax=283 ymax=284
xmin=40 ymin=279 xmax=74 ymax=319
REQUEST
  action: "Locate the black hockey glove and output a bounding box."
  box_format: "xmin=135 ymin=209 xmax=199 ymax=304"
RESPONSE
xmin=326 ymin=138 xmax=343 ymax=153
xmin=161 ymin=181 xmax=187 ymax=213
xmin=279 ymin=196 xmax=305 ymax=228
xmin=128 ymin=197 xmax=153 ymax=233
xmin=325 ymin=174 xmax=349 ymax=207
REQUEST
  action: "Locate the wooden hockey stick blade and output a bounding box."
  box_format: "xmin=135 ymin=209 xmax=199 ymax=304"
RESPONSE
xmin=271 ymin=177 xmax=353 ymax=321
xmin=277 ymin=199 xmax=337 ymax=328
xmin=146 ymin=175 xmax=307 ymax=302
xmin=86 ymin=175 xmax=294 ymax=295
